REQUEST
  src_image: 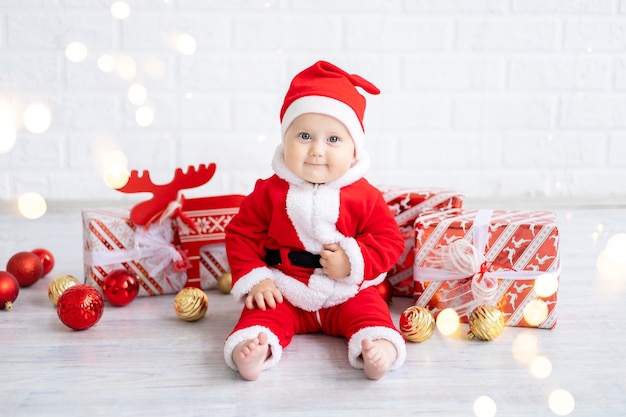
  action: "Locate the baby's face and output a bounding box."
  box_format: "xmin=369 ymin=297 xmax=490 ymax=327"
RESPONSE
xmin=283 ymin=113 xmax=356 ymax=184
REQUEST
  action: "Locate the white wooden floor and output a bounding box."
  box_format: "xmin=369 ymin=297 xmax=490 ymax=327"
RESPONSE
xmin=1 ymin=202 xmax=625 ymax=417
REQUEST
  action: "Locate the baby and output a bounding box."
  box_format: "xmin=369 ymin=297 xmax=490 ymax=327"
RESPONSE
xmin=223 ymin=60 xmax=406 ymax=380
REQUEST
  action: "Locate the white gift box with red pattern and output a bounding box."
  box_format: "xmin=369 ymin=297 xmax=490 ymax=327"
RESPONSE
xmin=82 ymin=207 xmax=188 ymax=296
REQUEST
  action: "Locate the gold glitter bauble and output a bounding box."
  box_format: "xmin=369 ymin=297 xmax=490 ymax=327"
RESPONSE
xmin=174 ymin=287 xmax=208 ymax=322
xmin=399 ymin=305 xmax=435 ymax=343
xmin=48 ymin=274 xmax=80 ymax=306
xmin=217 ymin=272 xmax=232 ymax=294
xmin=467 ymin=305 xmax=505 ymax=341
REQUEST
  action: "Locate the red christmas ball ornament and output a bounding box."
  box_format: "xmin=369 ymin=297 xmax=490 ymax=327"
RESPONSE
xmin=56 ymin=284 xmax=104 ymax=330
xmin=31 ymin=248 xmax=55 ymax=276
xmin=375 ymin=279 xmax=393 ymax=304
xmin=6 ymin=251 xmax=44 ymax=287
xmin=101 ymin=269 xmax=139 ymax=306
xmin=0 ymin=271 xmax=20 ymax=310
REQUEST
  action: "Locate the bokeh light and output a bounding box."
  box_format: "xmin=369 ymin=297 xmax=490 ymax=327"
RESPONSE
xmin=115 ymin=55 xmax=137 ymax=80
xmin=0 ymin=100 xmax=17 ymax=153
xmin=534 ymin=273 xmax=559 ymax=298
xmin=176 ymin=33 xmax=197 ymax=55
xmin=548 ymin=389 xmax=575 ymax=416
xmin=23 ymin=103 xmax=52 ymax=134
xmin=98 ymin=54 xmax=116 ymax=72
xmin=103 ymin=165 xmax=130 ymax=189
xmin=473 ymin=396 xmax=497 ymax=417
xmin=65 ymin=42 xmax=88 ymax=62
xmin=605 ymin=233 xmax=626 ymax=260
xmin=596 ymin=249 xmax=626 ymax=280
xmin=512 ymin=331 xmax=538 ymax=364
xmin=523 ymin=300 xmax=549 ymax=327
xmin=436 ymin=308 xmax=460 ymax=336
xmin=110 ymin=1 xmax=131 ymax=19
xmin=135 ymin=105 xmax=154 ymax=127
xmin=18 ymin=192 xmax=47 ymax=219
xmin=128 ymin=83 xmax=148 ymax=106
xmin=143 ymin=57 xmax=166 ymax=79
xmin=529 ymin=355 xmax=552 ymax=379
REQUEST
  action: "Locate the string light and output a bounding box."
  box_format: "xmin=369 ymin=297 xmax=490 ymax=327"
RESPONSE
xmin=103 ymin=165 xmax=130 ymax=189
xmin=548 ymin=389 xmax=575 ymax=416
xmin=115 ymin=55 xmax=137 ymax=80
xmin=529 ymin=355 xmax=552 ymax=379
xmin=65 ymin=42 xmax=88 ymax=62
xmin=473 ymin=396 xmax=497 ymax=417
xmin=534 ymin=273 xmax=559 ymax=298
xmin=110 ymin=1 xmax=131 ymax=20
xmin=435 ymin=308 xmax=460 ymax=336
xmin=97 ymin=54 xmax=116 ymax=72
xmin=18 ymin=192 xmax=47 ymax=219
xmin=128 ymin=83 xmax=148 ymax=106
xmin=511 ymin=331 xmax=538 ymax=364
xmin=22 ymin=103 xmax=52 ymax=134
xmin=522 ymin=299 xmax=549 ymax=327
xmin=175 ymin=33 xmax=197 ymax=55
xmin=135 ymin=105 xmax=155 ymax=127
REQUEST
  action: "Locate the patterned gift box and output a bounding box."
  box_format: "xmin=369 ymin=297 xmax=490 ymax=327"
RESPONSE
xmin=175 ymin=194 xmax=244 ymax=288
xmin=199 ymin=242 xmax=230 ymax=290
xmin=413 ymin=209 xmax=560 ymax=329
xmin=82 ymin=207 xmax=189 ymax=297
xmin=378 ymin=186 xmax=464 ymax=297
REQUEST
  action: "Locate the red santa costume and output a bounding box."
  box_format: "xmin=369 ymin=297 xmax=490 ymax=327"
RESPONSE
xmin=223 ymin=61 xmax=406 ymax=373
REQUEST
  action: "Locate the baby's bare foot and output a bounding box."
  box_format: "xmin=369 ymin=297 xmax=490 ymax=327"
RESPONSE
xmin=361 ymin=338 xmax=397 ymax=380
xmin=232 ymin=332 xmax=270 ymax=381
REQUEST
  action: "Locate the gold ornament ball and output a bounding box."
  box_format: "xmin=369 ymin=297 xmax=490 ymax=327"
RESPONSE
xmin=399 ymin=305 xmax=435 ymax=343
xmin=48 ymin=274 xmax=80 ymax=306
xmin=467 ymin=305 xmax=505 ymax=341
xmin=217 ymin=272 xmax=232 ymax=294
xmin=174 ymin=287 xmax=208 ymax=322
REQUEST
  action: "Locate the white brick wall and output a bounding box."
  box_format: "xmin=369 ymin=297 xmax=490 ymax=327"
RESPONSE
xmin=0 ymin=0 xmax=625 ymax=206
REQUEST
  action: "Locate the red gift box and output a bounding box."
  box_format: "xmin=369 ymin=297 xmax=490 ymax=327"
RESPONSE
xmin=378 ymin=186 xmax=464 ymax=296
xmin=413 ymin=209 xmax=560 ymax=329
xmin=175 ymin=194 xmax=244 ymax=288
xmin=82 ymin=208 xmax=188 ymax=296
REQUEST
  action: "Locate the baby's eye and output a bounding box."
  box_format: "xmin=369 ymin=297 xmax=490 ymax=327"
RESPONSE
xmin=298 ymin=132 xmax=311 ymax=140
xmin=328 ymin=136 xmax=339 ymax=143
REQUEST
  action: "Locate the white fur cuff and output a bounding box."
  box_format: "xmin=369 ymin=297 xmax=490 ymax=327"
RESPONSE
xmin=223 ymin=325 xmax=283 ymax=372
xmin=347 ymin=326 xmax=407 ymax=371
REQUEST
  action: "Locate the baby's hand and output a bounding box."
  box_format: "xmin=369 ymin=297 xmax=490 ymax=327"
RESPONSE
xmin=319 ymin=243 xmax=351 ymax=280
xmin=245 ymin=278 xmax=284 ymax=310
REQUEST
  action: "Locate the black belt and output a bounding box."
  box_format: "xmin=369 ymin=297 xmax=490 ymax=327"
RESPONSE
xmin=265 ymin=249 xmax=322 ymax=269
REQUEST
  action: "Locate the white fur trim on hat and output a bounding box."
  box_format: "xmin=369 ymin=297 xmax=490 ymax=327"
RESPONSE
xmin=347 ymin=326 xmax=407 ymax=371
xmin=280 ymin=95 xmax=365 ymax=160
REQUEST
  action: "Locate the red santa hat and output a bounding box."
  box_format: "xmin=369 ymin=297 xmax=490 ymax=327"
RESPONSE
xmin=279 ymin=61 xmax=380 ymax=160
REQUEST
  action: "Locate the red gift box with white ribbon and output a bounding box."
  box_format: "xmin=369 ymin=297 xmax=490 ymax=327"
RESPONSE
xmin=413 ymin=209 xmax=560 ymax=329
xmin=378 ymin=186 xmax=464 ymax=297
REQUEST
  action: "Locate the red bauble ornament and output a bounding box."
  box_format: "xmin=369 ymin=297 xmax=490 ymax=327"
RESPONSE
xmin=6 ymin=251 xmax=44 ymax=287
xmin=56 ymin=284 xmax=104 ymax=330
xmin=375 ymin=279 xmax=393 ymax=304
xmin=31 ymin=248 xmax=55 ymax=276
xmin=101 ymin=269 xmax=139 ymax=306
xmin=0 ymin=271 xmax=20 ymax=310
